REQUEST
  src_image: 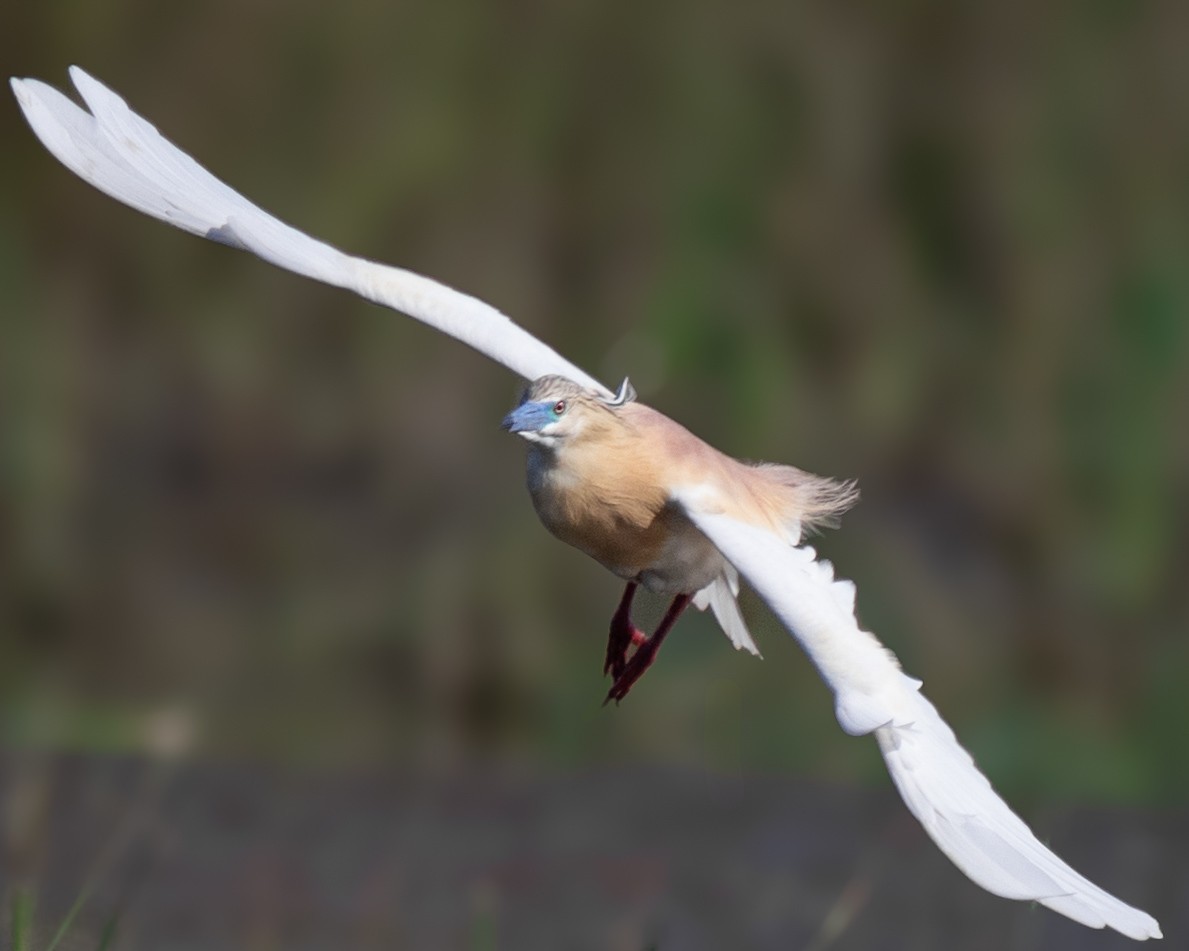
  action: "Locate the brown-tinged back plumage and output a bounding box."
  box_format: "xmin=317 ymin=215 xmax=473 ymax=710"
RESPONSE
xmin=613 ymin=401 xmax=857 ymax=538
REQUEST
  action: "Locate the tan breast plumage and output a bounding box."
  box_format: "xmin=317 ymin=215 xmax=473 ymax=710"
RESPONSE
xmin=527 ymin=430 xmax=671 ymax=580
xmin=524 ymin=403 xmax=730 ymax=593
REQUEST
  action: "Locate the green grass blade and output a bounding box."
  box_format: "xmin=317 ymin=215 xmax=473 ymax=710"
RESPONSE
xmin=10 ymin=889 xmax=33 ymax=951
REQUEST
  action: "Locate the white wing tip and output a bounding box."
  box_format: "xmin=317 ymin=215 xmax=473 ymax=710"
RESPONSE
xmin=10 ymin=65 xmax=87 ymax=103
xmin=67 ymin=65 xmax=111 ymax=104
xmin=10 ymin=75 xmax=44 ymax=113
xmin=879 ymin=697 xmax=1163 ymax=941
xmin=1040 ymin=893 xmax=1162 ymax=940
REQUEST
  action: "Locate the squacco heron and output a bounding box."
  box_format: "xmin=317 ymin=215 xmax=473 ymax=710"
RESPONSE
xmin=11 ymin=68 xmax=1161 ymax=940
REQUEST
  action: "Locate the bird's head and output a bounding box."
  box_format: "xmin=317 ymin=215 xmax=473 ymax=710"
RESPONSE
xmin=502 ymin=375 xmax=636 ymax=449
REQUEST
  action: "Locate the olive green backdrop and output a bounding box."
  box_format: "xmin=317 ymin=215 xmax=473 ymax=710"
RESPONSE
xmin=2 ymin=1 xmax=1186 ymax=806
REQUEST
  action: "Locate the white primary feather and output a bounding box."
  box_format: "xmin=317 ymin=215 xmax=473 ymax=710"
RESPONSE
xmin=12 ymin=68 xmax=1161 ymax=940
xmin=673 ymin=489 xmax=1161 ymax=941
xmin=9 ymin=68 xmax=609 ymax=395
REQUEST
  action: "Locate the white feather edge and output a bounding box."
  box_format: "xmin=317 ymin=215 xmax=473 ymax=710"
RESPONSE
xmin=672 ymin=486 xmax=1161 ymax=941
xmin=693 ymin=567 xmax=761 ymax=657
xmin=9 ymin=67 xmax=609 ymax=396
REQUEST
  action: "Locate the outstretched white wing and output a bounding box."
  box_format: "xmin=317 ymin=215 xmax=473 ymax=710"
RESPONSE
xmin=10 ymin=67 xmax=609 ymax=395
xmin=672 ymin=489 xmax=1162 ymax=941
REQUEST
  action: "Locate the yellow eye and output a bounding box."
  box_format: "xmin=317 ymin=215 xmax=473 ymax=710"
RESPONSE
xmin=553 ymin=400 xmax=567 ymax=415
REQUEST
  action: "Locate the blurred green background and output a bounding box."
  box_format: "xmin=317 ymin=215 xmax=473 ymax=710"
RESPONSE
xmin=2 ymin=0 xmax=1186 ymax=807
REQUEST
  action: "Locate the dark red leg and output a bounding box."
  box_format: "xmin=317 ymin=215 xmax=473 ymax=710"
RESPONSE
xmin=605 ymin=593 xmax=692 ymax=705
xmin=604 ymin=582 xmax=646 ymax=680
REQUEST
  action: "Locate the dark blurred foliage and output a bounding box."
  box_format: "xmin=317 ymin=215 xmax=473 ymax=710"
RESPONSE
xmin=2 ymin=0 xmax=1187 ymax=804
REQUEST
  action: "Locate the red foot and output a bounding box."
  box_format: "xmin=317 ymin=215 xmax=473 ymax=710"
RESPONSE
xmin=604 ymin=636 xmax=661 ymax=704
xmin=603 ymin=593 xmax=692 ymax=706
xmin=604 ymin=583 xmax=642 ymax=680
xmin=604 ymin=624 xmax=645 ymax=681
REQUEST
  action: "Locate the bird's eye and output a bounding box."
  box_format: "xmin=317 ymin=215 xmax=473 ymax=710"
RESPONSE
xmin=553 ymin=400 xmax=567 ymax=416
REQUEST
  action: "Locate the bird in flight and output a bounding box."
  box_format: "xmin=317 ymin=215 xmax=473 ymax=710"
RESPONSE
xmin=11 ymin=67 xmax=1161 ymax=940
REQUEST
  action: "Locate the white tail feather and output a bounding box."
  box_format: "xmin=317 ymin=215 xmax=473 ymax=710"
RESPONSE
xmin=693 ymin=568 xmax=761 ymax=656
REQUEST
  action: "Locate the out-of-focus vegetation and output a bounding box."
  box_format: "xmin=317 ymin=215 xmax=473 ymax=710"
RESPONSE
xmin=2 ymin=1 xmax=1186 ymax=803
